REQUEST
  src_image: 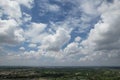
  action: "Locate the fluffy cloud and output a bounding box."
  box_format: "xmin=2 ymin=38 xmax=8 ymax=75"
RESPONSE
xmin=28 ymin=43 xmax=37 ymax=48
xmin=0 ymin=0 xmax=33 ymax=64
xmin=82 ymin=0 xmax=120 ymax=51
xmin=47 ymin=4 xmax=60 ymax=12
xmin=22 ymin=13 xmax=32 ymax=23
xmin=75 ymin=36 xmax=81 ymax=42
xmin=79 ymin=0 xmax=120 ymax=65
xmin=37 ymin=0 xmax=60 ymax=17
xmin=0 ymin=19 xmax=24 ymax=45
xmin=41 ymin=28 xmax=70 ymax=51
xmin=80 ymin=0 xmax=102 ymax=15
xmin=19 ymin=47 xmax=25 ymax=51
xmin=22 ymin=50 xmax=41 ymax=59
xmin=0 ymin=0 xmax=22 ymax=21
xmin=64 ymin=42 xmax=80 ymax=55
xmin=0 ymin=0 xmax=33 ymax=46
xmin=25 ymin=22 xmax=47 ymax=43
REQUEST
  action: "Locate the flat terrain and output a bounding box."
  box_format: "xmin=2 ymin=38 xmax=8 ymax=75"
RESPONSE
xmin=0 ymin=66 xmax=120 ymax=80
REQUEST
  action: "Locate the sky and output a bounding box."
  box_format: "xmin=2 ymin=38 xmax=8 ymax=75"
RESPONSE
xmin=0 ymin=0 xmax=120 ymax=66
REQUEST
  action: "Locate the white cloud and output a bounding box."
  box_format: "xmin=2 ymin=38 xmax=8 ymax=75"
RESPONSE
xmin=80 ymin=0 xmax=102 ymax=15
xmin=64 ymin=42 xmax=80 ymax=55
xmin=38 ymin=0 xmax=60 ymax=15
xmin=48 ymin=4 xmax=60 ymax=12
xmin=79 ymin=0 xmax=120 ymax=65
xmin=43 ymin=50 xmax=64 ymax=60
xmin=75 ymin=36 xmax=81 ymax=42
xmin=0 ymin=19 xmax=24 ymax=45
xmin=82 ymin=0 xmax=120 ymax=51
xmin=0 ymin=0 xmax=33 ymax=61
xmin=19 ymin=47 xmax=25 ymax=51
xmin=25 ymin=22 xmax=47 ymax=43
xmin=22 ymin=13 xmax=32 ymax=23
xmin=23 ymin=50 xmax=41 ymax=59
xmin=0 ymin=0 xmax=29 ymax=46
xmin=28 ymin=43 xmax=37 ymax=48
xmin=0 ymin=0 xmax=22 ymax=20
xmin=40 ymin=28 xmax=70 ymax=51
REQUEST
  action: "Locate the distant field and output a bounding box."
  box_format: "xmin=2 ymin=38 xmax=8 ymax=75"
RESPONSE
xmin=0 ymin=66 xmax=120 ymax=80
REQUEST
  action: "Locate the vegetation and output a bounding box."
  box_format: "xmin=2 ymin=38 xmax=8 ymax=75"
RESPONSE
xmin=0 ymin=66 xmax=120 ymax=80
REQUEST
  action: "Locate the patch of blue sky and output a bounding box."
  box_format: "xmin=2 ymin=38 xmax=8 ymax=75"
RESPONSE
xmin=3 ymin=45 xmax=21 ymax=53
xmin=31 ymin=0 xmax=75 ymax=23
xmin=0 ymin=14 xmax=9 ymax=20
xmin=20 ymin=5 xmax=31 ymax=14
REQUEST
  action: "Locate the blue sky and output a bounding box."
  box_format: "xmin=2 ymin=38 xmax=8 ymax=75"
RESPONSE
xmin=0 ymin=0 xmax=120 ymax=66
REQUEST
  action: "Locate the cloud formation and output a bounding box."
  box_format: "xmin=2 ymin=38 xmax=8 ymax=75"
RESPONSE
xmin=80 ymin=0 xmax=120 ymax=66
xmin=0 ymin=0 xmax=120 ymax=66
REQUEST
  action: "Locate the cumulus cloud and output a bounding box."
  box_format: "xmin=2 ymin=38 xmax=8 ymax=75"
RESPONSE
xmin=25 ymin=22 xmax=47 ymax=43
xmin=22 ymin=13 xmax=32 ymax=23
xmin=0 ymin=0 xmax=33 ymax=64
xmin=28 ymin=43 xmax=37 ymax=48
xmin=0 ymin=0 xmax=22 ymax=21
xmin=75 ymin=36 xmax=81 ymax=42
xmin=41 ymin=28 xmax=70 ymax=51
xmin=80 ymin=0 xmax=102 ymax=15
xmin=19 ymin=47 xmax=25 ymax=51
xmin=79 ymin=0 xmax=120 ymax=65
xmin=82 ymin=0 xmax=120 ymax=51
xmin=37 ymin=0 xmax=60 ymax=17
xmin=0 ymin=0 xmax=33 ymax=46
xmin=0 ymin=19 xmax=24 ymax=45
xmin=64 ymin=42 xmax=80 ymax=55
xmin=47 ymin=4 xmax=60 ymax=12
xmin=22 ymin=50 xmax=41 ymax=59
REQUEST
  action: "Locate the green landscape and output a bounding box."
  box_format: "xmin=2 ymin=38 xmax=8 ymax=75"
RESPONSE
xmin=0 ymin=66 xmax=120 ymax=80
